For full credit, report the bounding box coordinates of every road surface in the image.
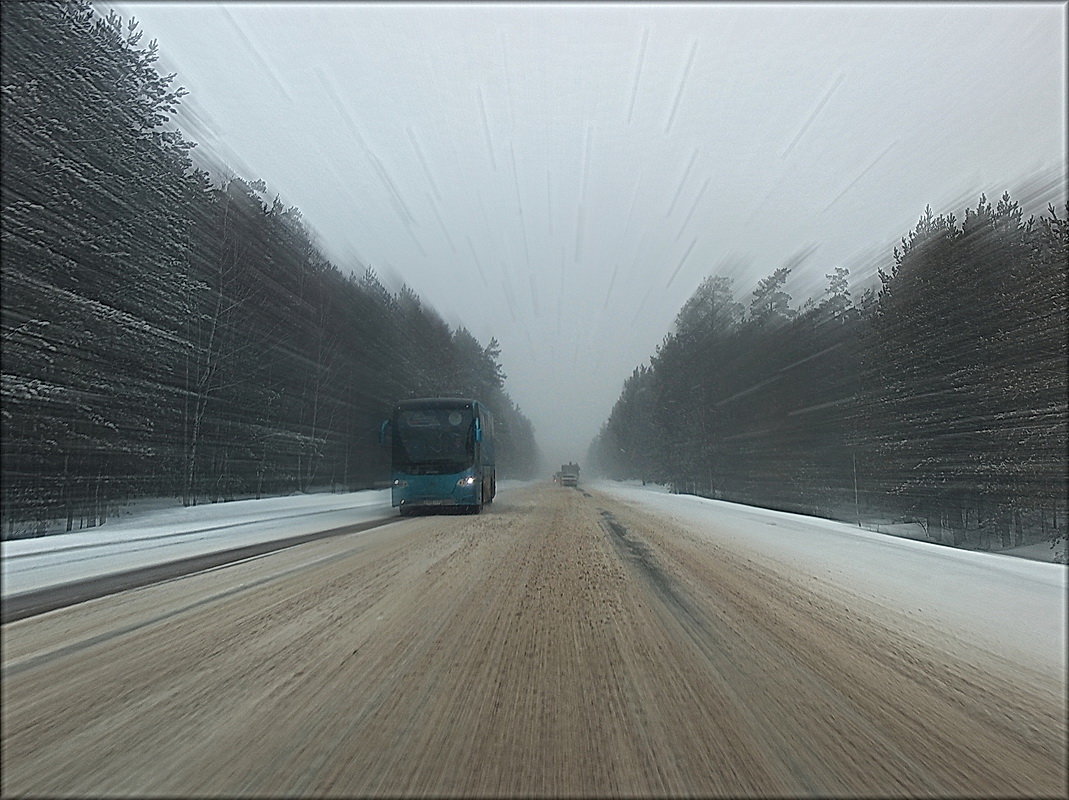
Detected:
[2,483,1065,797]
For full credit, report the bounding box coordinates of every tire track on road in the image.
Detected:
[594,489,1067,797]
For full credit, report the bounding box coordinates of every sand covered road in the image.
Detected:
[2,483,1065,797]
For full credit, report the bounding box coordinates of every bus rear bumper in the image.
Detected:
[392,477,481,510]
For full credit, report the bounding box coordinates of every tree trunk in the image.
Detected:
[64,455,74,533]
[90,468,102,528]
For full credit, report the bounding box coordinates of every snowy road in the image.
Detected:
[2,482,1065,796]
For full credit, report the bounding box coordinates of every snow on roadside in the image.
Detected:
[2,489,395,598]
[597,481,1067,676]
[1,482,531,599]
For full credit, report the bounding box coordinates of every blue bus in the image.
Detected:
[382,397,496,515]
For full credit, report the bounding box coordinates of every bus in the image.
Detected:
[382,397,496,515]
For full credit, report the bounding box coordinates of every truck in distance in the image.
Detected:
[560,462,580,487]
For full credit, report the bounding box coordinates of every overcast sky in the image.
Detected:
[109,1,1066,467]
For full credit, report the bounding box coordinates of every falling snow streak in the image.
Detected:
[509,142,524,218]
[557,245,566,335]
[607,203,645,310]
[407,128,442,202]
[622,172,643,237]
[675,176,711,242]
[519,212,533,276]
[363,142,417,226]
[428,195,457,254]
[629,281,657,328]
[519,207,533,268]
[477,87,498,171]
[627,28,650,125]
[529,273,540,317]
[781,73,846,159]
[624,231,661,326]
[546,168,553,236]
[501,31,516,132]
[318,68,417,227]
[606,228,650,310]
[665,237,698,289]
[822,140,899,212]
[666,148,699,217]
[574,206,585,264]
[402,221,428,257]
[602,245,641,314]
[744,179,784,227]
[572,315,598,370]
[604,263,621,311]
[614,165,649,261]
[500,271,519,323]
[579,126,593,205]
[220,8,293,105]
[575,127,593,263]
[501,145,531,277]
[779,342,846,379]
[781,243,820,273]
[589,305,629,380]
[317,69,416,228]
[475,192,495,247]
[714,374,786,408]
[665,40,698,134]
[465,235,488,285]
[317,68,360,139]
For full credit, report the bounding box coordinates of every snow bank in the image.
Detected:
[2,489,394,598]
[597,482,1067,675]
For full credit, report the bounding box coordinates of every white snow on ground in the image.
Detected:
[5,480,1064,677]
[598,481,1067,675]
[1,482,530,599]
[1,489,395,598]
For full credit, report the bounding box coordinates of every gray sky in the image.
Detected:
[109,1,1067,467]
